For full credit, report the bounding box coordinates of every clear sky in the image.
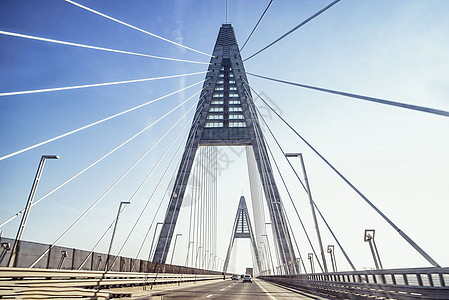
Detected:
[0,0,448,274]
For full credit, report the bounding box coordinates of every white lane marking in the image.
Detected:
[220,288,225,291]
[206,294,213,298]
[228,285,232,287]
[255,280,277,300]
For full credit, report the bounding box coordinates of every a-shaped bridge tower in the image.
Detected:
[222,196,262,274]
[152,24,297,273]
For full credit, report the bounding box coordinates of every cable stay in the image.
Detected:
[0,79,207,162]
[245,83,357,271]
[0,71,207,97]
[65,0,213,58]
[108,108,199,270]
[77,215,115,270]
[159,142,218,269]
[0,30,209,65]
[117,97,206,265]
[246,96,310,273]
[248,72,449,118]
[170,140,218,269]
[244,0,341,62]
[254,115,322,272]
[245,91,297,273]
[132,98,208,266]
[28,89,203,268]
[239,0,275,53]
[243,79,442,269]
[265,118,356,271]
[80,101,204,270]
[0,91,207,229]
[132,129,193,268]
[244,89,296,274]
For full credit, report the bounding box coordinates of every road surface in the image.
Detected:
[134,278,329,299]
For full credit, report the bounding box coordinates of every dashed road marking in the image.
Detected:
[220,288,225,291]
[206,294,213,298]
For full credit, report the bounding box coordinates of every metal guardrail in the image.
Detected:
[0,267,226,299]
[259,267,449,299]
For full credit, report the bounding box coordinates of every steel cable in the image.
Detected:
[28,90,203,268]
[247,72,449,118]
[244,80,441,268]
[0,79,207,161]
[0,30,209,65]
[0,71,206,97]
[65,0,213,58]
[239,0,275,53]
[244,0,341,61]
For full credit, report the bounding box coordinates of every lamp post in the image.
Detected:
[327,245,337,272]
[8,154,59,267]
[262,234,276,275]
[185,241,194,267]
[148,222,163,260]
[105,201,130,271]
[265,222,280,275]
[195,246,203,269]
[364,229,383,269]
[257,246,265,274]
[308,253,315,273]
[259,242,267,274]
[285,153,328,273]
[170,233,182,265]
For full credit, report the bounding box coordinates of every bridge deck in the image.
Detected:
[130,278,324,299]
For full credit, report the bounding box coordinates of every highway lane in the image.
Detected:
[136,278,329,299]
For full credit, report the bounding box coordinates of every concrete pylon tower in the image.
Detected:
[223,196,261,274]
[152,24,297,273]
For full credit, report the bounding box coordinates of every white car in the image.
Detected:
[242,274,252,283]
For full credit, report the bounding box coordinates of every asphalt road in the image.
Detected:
[138,278,329,299]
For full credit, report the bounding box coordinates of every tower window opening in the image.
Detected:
[205,121,224,128]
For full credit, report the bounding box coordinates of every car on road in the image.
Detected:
[242,274,252,283]
[231,275,238,280]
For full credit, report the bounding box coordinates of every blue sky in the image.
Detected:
[1,0,448,273]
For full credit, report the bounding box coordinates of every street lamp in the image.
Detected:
[148,222,164,260]
[364,229,383,269]
[259,242,268,273]
[8,154,59,267]
[308,253,315,273]
[170,233,182,265]
[262,234,276,275]
[185,241,194,266]
[105,201,130,271]
[285,152,328,273]
[195,246,203,269]
[327,245,337,272]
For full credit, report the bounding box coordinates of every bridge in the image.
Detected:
[1,0,448,299]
